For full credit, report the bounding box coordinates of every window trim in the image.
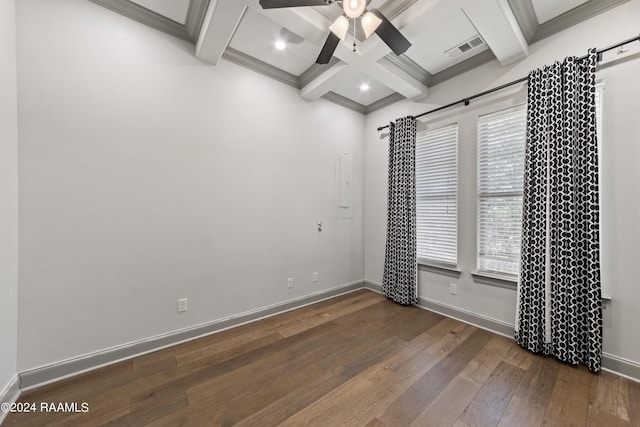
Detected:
[417,258,460,272]
[471,271,517,289]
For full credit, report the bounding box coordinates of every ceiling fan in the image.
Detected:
[258,0,411,64]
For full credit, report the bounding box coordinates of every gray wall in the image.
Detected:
[365,0,640,369]
[16,0,364,371]
[0,0,19,398]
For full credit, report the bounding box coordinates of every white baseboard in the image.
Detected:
[15,279,640,392]
[19,281,365,390]
[416,297,516,338]
[602,352,640,383]
[0,375,21,425]
[364,280,515,338]
[364,280,640,382]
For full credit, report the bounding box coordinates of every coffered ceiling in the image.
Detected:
[88,0,629,114]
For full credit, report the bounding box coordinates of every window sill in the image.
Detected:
[471,271,517,289]
[418,261,462,278]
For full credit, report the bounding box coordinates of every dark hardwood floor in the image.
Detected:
[4,289,639,426]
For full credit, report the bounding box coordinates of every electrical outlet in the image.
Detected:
[177,298,188,312]
[312,272,318,283]
[287,278,293,288]
[449,283,457,295]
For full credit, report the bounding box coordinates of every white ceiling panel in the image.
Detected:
[531,0,589,24]
[331,72,397,106]
[129,0,191,24]
[406,10,488,75]
[229,8,321,76]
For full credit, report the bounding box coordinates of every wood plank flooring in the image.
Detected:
[4,289,639,426]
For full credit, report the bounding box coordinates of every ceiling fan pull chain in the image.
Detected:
[352,17,357,52]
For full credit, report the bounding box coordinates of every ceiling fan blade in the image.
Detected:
[259,0,329,9]
[371,9,411,56]
[316,32,340,64]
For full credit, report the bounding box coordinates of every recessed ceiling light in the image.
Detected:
[360,83,370,91]
[275,40,286,50]
[280,27,303,45]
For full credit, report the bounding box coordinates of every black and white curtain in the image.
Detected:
[516,48,602,372]
[383,116,418,305]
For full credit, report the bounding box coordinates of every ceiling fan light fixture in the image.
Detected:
[343,0,365,19]
[361,11,382,38]
[329,15,349,41]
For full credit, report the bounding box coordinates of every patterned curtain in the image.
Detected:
[383,116,418,305]
[515,49,602,372]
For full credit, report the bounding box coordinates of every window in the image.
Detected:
[477,105,526,278]
[416,123,458,267]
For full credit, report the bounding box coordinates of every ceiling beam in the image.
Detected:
[300,22,428,101]
[462,0,528,65]
[186,0,212,42]
[196,0,248,65]
[371,58,429,100]
[507,0,537,42]
[300,62,359,100]
[299,0,462,101]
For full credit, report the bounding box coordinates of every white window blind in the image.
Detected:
[477,105,526,277]
[416,123,458,267]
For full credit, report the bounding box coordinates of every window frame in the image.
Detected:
[415,122,459,270]
[475,104,527,281]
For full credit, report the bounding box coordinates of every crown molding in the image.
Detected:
[222,48,300,89]
[429,49,496,87]
[221,49,369,114]
[381,54,433,87]
[89,0,190,41]
[379,0,420,21]
[299,58,341,88]
[321,92,367,114]
[88,0,210,43]
[365,93,405,114]
[530,0,630,44]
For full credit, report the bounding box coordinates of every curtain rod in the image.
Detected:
[377,33,640,132]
